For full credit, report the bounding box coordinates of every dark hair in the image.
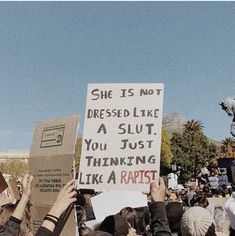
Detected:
[190,192,209,208]
[119,207,139,233]
[99,216,115,235]
[99,214,129,236]
[76,193,86,207]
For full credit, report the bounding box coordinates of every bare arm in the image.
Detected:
[11,174,33,221]
[38,179,77,233]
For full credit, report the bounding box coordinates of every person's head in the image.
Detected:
[181,206,216,236]
[99,214,129,236]
[195,196,209,208]
[166,202,184,233]
[119,207,138,233]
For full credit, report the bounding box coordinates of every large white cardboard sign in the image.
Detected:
[78,83,164,191]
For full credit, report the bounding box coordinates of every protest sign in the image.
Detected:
[91,190,147,222]
[29,115,79,236]
[78,83,164,191]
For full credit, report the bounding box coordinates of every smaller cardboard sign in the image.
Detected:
[29,115,79,236]
[0,172,8,194]
[79,83,164,192]
[91,190,147,222]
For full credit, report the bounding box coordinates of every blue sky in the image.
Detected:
[0,2,235,151]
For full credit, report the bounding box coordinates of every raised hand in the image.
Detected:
[150,177,166,202]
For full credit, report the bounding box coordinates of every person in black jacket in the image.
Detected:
[149,177,172,236]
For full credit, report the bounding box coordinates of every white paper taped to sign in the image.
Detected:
[91,190,147,222]
[78,83,164,191]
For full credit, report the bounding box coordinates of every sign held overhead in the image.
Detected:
[79,83,164,192]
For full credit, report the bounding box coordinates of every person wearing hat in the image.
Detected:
[181,206,216,236]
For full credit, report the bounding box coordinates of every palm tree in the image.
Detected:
[220,137,235,158]
[183,119,204,135]
[183,120,204,178]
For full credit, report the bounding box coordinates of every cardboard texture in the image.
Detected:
[31,205,49,234]
[0,172,8,194]
[29,115,79,236]
[79,83,164,191]
[30,115,79,157]
[29,155,74,206]
[32,205,76,236]
[54,204,76,235]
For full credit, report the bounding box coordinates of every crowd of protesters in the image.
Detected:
[196,160,232,198]
[1,168,235,236]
